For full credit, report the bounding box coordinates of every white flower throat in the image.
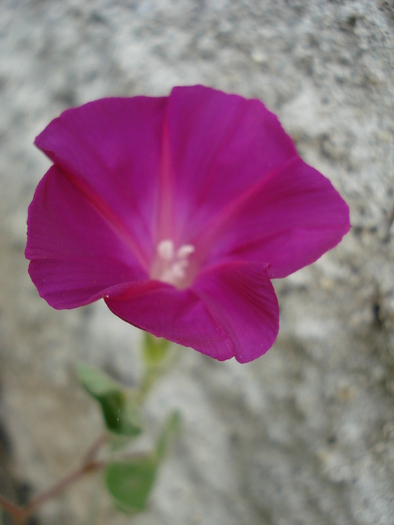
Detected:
[154,239,195,287]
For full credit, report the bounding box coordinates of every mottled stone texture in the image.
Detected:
[0,1,393,524]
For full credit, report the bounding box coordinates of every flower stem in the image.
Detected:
[0,432,108,525]
[0,495,25,522]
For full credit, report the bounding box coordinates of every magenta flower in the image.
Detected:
[26,85,349,363]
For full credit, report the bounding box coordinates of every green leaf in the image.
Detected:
[77,364,142,437]
[77,363,123,397]
[105,411,181,513]
[105,456,158,513]
[142,333,171,366]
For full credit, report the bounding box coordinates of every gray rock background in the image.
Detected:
[0,0,393,524]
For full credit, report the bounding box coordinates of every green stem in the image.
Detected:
[138,341,180,405]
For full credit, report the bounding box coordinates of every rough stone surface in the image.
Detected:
[0,1,393,524]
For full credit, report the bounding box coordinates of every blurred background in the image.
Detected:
[0,1,393,524]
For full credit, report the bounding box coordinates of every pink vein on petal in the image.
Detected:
[188,160,292,273]
[61,167,151,273]
[193,99,250,209]
[155,101,175,243]
[47,115,153,272]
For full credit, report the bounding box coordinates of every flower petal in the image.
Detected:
[193,262,279,363]
[200,157,350,278]
[35,96,167,267]
[105,262,279,363]
[105,280,233,361]
[26,165,146,309]
[165,85,297,242]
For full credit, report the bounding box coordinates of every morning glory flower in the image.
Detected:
[26,85,350,363]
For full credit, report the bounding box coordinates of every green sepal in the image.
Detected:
[143,333,171,366]
[77,364,142,437]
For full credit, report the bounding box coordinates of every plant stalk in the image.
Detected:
[0,432,108,525]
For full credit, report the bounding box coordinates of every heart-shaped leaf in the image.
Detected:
[77,364,142,437]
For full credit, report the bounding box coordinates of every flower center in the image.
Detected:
[153,239,195,287]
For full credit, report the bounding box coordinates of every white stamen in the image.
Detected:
[177,244,195,258]
[155,239,196,287]
[170,261,187,279]
[157,239,174,260]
